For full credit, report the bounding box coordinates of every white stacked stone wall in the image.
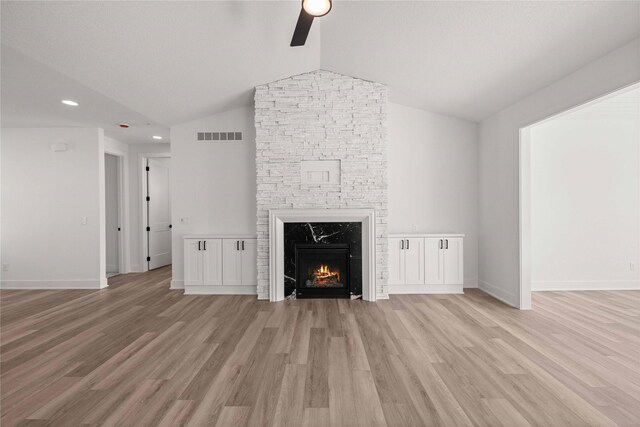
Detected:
[255,70,388,299]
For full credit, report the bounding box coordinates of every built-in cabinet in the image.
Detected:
[389,234,464,294]
[183,234,257,294]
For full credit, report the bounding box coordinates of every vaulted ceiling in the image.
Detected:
[2,1,639,143]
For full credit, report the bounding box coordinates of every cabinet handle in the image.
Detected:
[237,240,239,251]
[203,241,207,251]
[242,240,245,251]
[406,239,409,250]
[401,240,404,250]
[198,241,201,251]
[445,239,449,249]
[440,239,443,249]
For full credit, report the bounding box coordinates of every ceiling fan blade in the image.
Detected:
[290,8,314,47]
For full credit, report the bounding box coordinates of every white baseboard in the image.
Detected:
[184,285,257,295]
[376,293,390,300]
[478,279,518,308]
[533,280,640,291]
[389,284,464,295]
[170,280,184,290]
[0,280,105,290]
[464,278,478,288]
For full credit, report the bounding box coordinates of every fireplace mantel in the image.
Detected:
[268,209,377,302]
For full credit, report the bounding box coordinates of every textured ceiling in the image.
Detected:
[2,1,639,143]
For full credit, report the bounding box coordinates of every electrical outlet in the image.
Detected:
[1,264,8,272]
[81,216,88,225]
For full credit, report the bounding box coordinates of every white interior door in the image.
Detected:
[105,154,120,274]
[147,157,172,270]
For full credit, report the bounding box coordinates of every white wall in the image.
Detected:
[478,38,640,307]
[170,106,256,288]
[388,103,479,287]
[1,127,107,288]
[530,88,639,290]
[105,153,119,273]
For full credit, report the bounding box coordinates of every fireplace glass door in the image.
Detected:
[295,244,350,298]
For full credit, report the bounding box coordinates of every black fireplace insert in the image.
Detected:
[295,243,350,299]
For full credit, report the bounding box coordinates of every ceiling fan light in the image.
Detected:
[302,0,332,17]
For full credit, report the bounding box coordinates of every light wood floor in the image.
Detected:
[1,267,639,426]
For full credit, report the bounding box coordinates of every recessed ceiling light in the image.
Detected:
[61,99,79,106]
[152,136,163,140]
[119,123,130,128]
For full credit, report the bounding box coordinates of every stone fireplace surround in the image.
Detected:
[269,209,377,301]
[255,70,388,301]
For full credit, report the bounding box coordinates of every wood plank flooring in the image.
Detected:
[1,266,639,426]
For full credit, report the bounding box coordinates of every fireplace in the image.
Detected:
[295,244,350,299]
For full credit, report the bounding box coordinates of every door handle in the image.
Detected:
[242,240,245,251]
[440,239,443,249]
[198,241,201,251]
[237,240,239,251]
[401,240,404,250]
[406,239,409,250]
[203,241,207,251]
[445,239,449,249]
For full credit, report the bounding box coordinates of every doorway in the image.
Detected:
[143,156,172,270]
[519,83,640,308]
[104,153,125,277]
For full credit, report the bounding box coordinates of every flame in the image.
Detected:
[313,264,340,282]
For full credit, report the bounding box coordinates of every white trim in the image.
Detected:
[533,280,640,291]
[104,146,130,275]
[389,284,463,294]
[185,285,257,295]
[170,280,184,289]
[478,280,518,308]
[518,127,532,310]
[268,208,377,302]
[1,280,107,290]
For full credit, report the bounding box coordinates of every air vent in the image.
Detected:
[196,131,243,142]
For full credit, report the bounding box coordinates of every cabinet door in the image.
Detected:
[388,238,405,285]
[222,239,242,286]
[202,239,223,286]
[443,238,463,285]
[404,238,425,285]
[240,239,257,286]
[425,238,444,285]
[184,240,203,286]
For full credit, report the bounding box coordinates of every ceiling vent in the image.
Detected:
[196,131,243,142]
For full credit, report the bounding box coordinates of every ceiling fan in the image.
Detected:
[291,0,332,46]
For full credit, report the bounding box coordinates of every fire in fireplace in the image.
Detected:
[295,243,350,298]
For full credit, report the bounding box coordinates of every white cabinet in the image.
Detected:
[443,237,463,285]
[183,234,257,294]
[389,234,464,294]
[184,239,222,287]
[389,238,425,285]
[222,238,257,286]
[424,237,463,285]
